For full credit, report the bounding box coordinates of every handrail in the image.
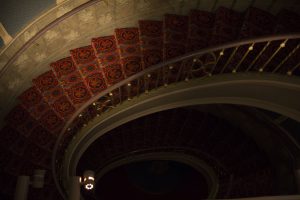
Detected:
[52,33,300,199]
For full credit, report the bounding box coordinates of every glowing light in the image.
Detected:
[147,74,151,78]
[280,43,285,48]
[169,65,173,70]
[127,83,131,87]
[85,183,94,190]
[219,51,224,56]
[109,92,113,96]
[248,46,253,51]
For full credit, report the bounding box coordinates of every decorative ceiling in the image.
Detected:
[0,0,300,199]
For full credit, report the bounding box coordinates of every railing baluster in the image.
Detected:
[220,46,239,73]
[108,92,114,106]
[272,44,300,73]
[175,60,185,82]
[165,65,173,86]
[127,83,131,100]
[190,57,200,79]
[109,92,115,107]
[155,68,161,89]
[210,49,224,75]
[118,87,122,103]
[136,77,141,97]
[289,62,300,75]
[234,43,254,72]
[260,39,288,72]
[144,74,150,93]
[184,60,193,81]
[246,41,271,72]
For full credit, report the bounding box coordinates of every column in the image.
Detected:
[14,176,30,200]
[68,176,81,200]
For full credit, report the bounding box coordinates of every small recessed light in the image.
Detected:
[85,183,94,190]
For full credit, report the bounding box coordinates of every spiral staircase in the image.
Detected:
[0,1,300,199]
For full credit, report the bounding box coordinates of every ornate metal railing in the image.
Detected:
[52,33,300,198]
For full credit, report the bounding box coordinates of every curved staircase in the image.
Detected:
[0,6,300,199]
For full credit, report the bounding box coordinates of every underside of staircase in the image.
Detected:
[0,6,300,199]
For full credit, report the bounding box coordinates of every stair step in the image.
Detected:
[70,45,108,95]
[139,20,163,68]
[275,9,300,33]
[210,6,242,45]
[92,35,125,85]
[19,86,50,120]
[187,9,215,52]
[115,27,143,77]
[164,14,189,60]
[33,71,71,130]
[51,57,92,106]
[239,7,275,39]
